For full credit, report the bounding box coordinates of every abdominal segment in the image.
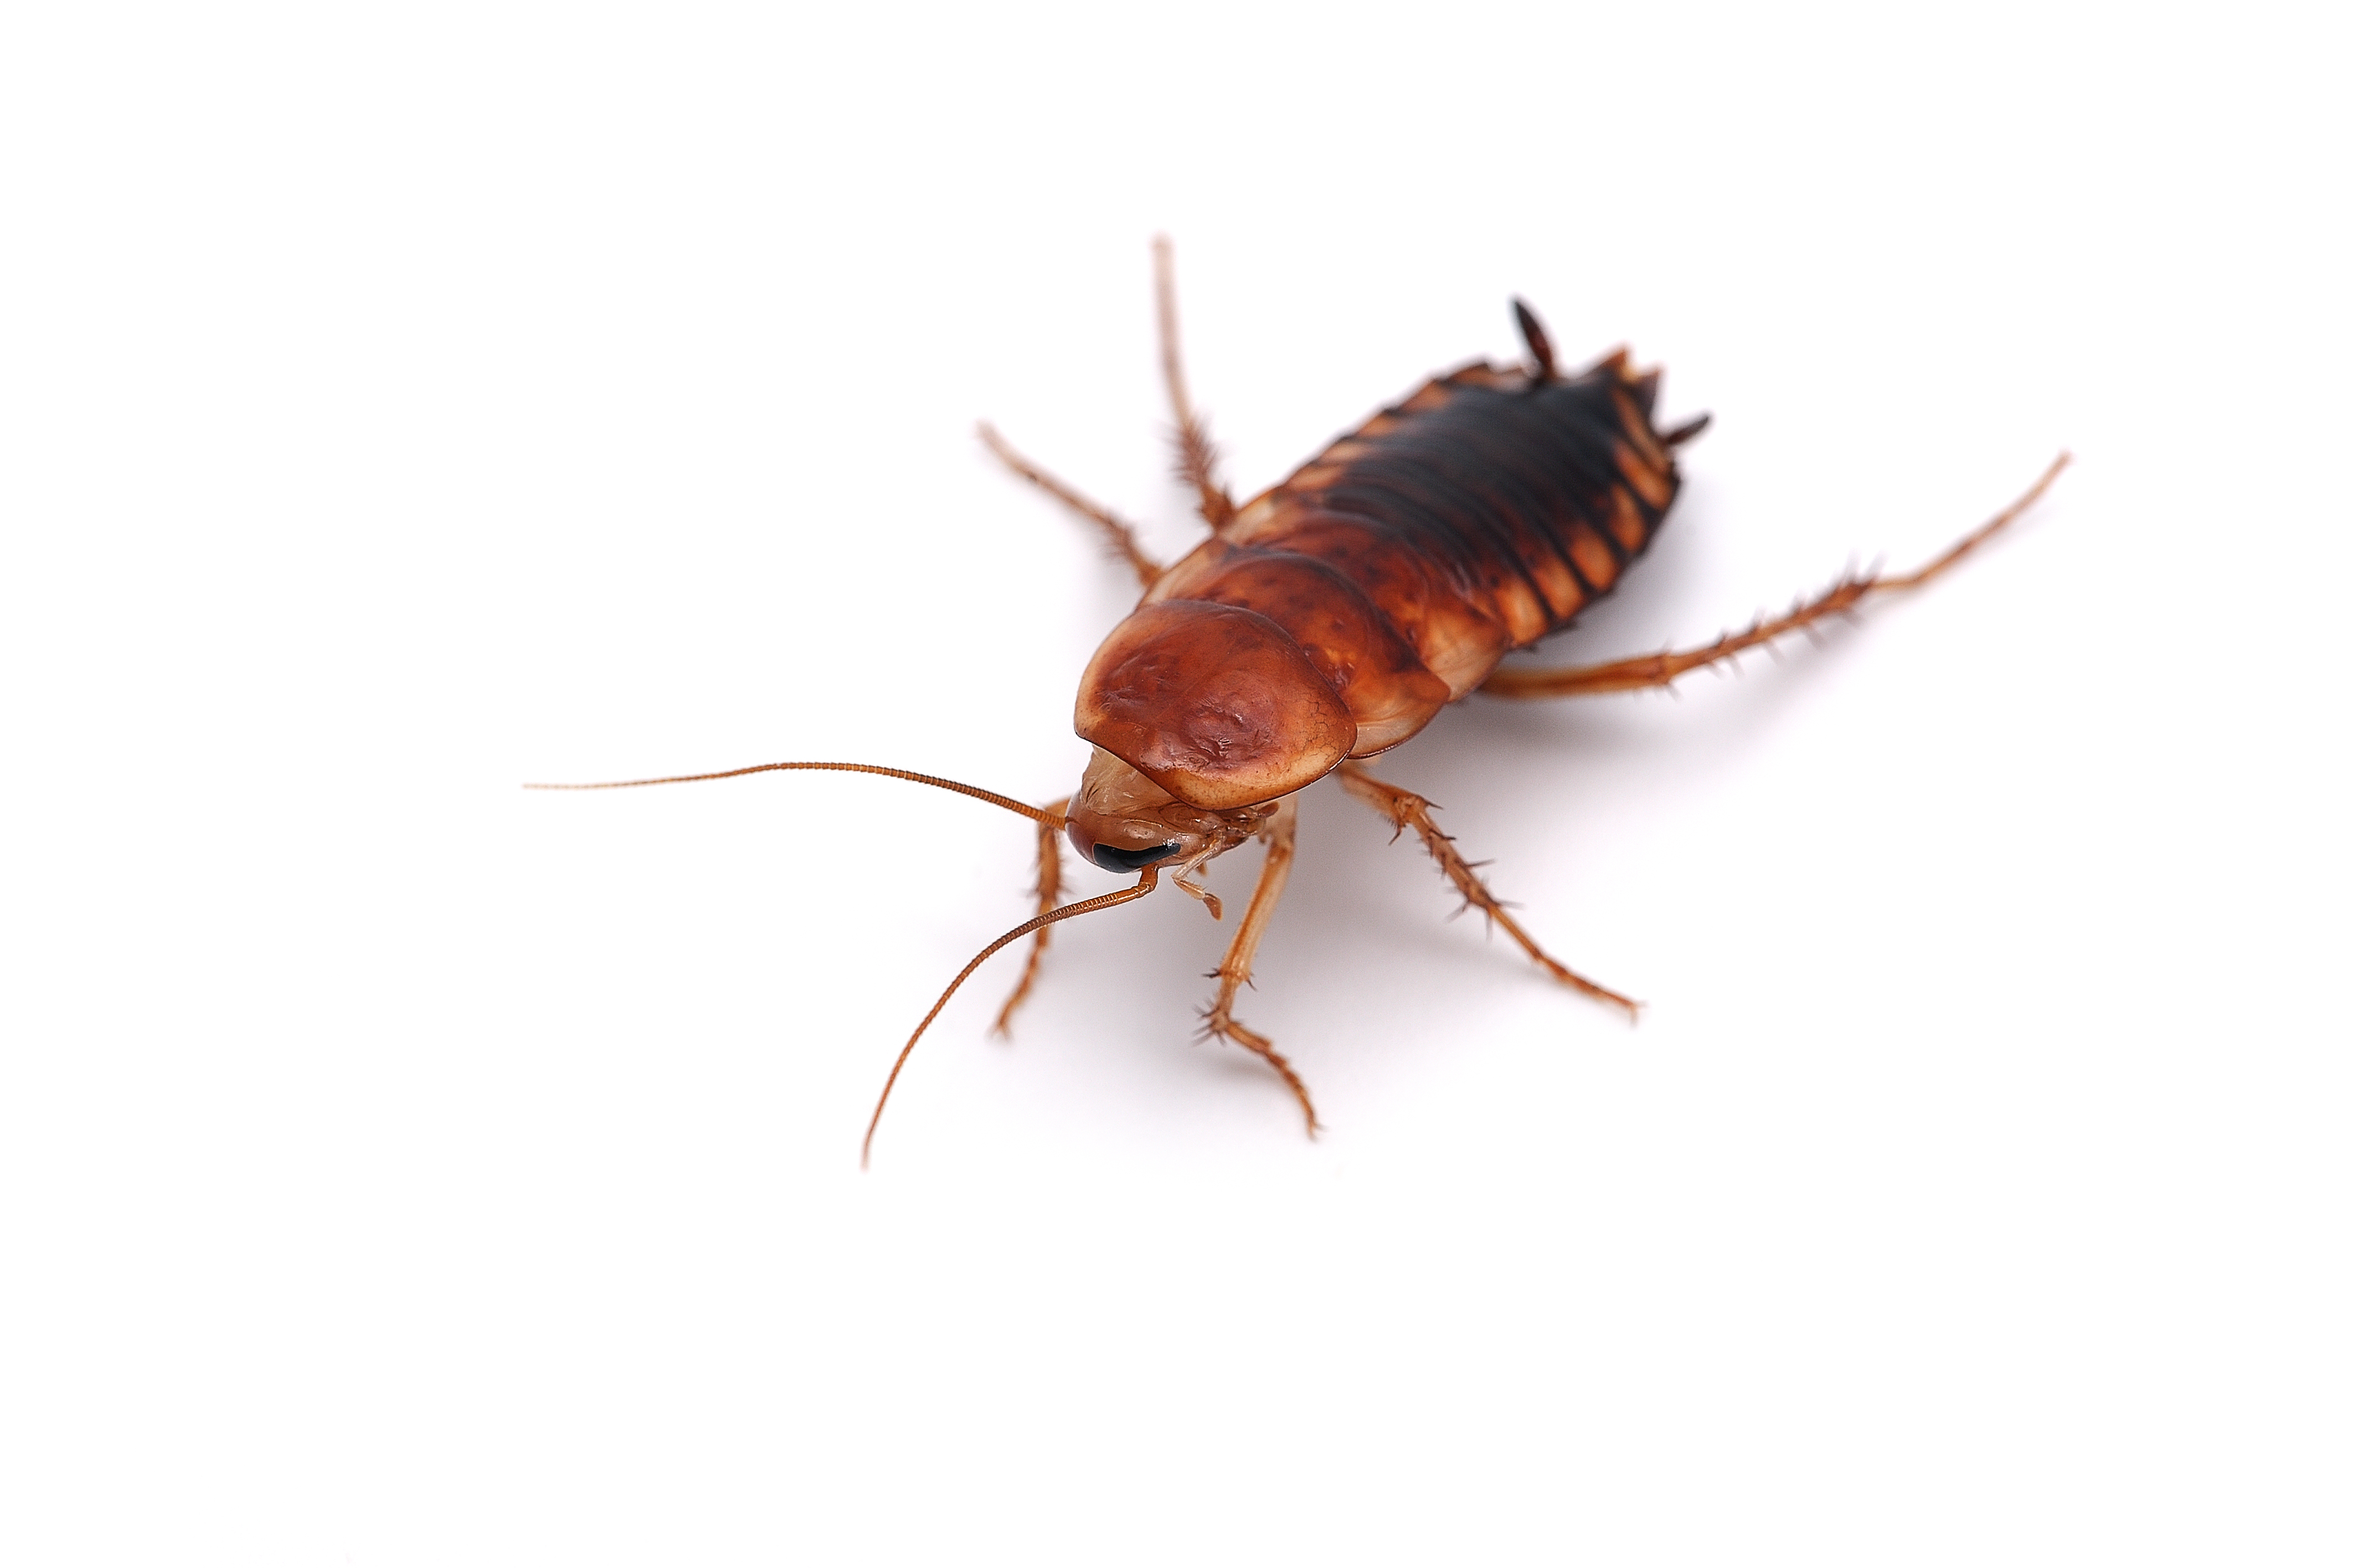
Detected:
[1159,351,1687,757]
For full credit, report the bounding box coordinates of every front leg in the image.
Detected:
[991,797,1071,1038]
[1198,795,1319,1135]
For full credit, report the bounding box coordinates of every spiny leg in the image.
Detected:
[1480,452,2070,699]
[977,422,1163,591]
[1198,795,1319,1134]
[1336,761,1638,1018]
[991,797,1071,1038]
[1152,235,1237,533]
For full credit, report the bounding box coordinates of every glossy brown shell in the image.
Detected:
[1077,349,1686,809]
[1073,600,1355,809]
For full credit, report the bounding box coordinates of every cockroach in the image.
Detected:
[532,239,2067,1164]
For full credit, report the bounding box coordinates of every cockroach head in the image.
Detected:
[1064,598,1345,873]
[1063,746,1273,874]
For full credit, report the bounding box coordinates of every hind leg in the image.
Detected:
[1336,762,1638,1018]
[1481,455,2068,698]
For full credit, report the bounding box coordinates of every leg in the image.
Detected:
[1198,796,1320,1134]
[977,422,1163,591]
[1481,453,2070,699]
[991,797,1071,1037]
[1336,761,1638,1018]
[1152,235,1237,532]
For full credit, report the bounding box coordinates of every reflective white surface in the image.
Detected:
[4,4,2349,1562]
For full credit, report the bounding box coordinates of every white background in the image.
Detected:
[4,3,2350,1562]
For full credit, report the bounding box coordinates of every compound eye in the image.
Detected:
[1092,842,1180,873]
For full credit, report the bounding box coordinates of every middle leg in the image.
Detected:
[1336,761,1638,1018]
[1152,235,1237,533]
[976,422,1164,590]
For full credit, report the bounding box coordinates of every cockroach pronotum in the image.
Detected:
[533,239,2067,1164]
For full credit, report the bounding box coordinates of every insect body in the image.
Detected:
[534,240,2066,1163]
[1069,343,1692,833]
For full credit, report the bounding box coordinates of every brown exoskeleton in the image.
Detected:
[533,240,2067,1163]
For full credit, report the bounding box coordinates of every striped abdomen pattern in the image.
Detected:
[1074,351,1689,810]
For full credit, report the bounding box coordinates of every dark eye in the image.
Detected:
[1092,842,1180,873]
